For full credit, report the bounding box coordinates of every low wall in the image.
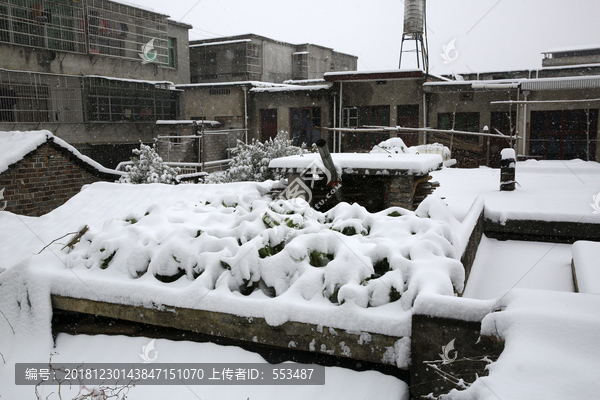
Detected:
[51,295,405,369]
[484,218,600,243]
[410,314,504,399]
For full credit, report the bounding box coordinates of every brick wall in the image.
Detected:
[0,142,119,216]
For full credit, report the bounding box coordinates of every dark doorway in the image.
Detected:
[260,109,278,142]
[290,107,321,147]
[530,109,598,161]
[397,104,419,147]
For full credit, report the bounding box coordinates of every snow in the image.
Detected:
[282,79,326,85]
[156,120,221,126]
[189,39,253,48]
[3,156,600,399]
[431,159,600,223]
[176,81,284,88]
[0,130,123,176]
[324,69,423,77]
[450,289,600,400]
[571,241,600,294]
[0,266,406,399]
[500,148,515,160]
[84,75,173,86]
[269,153,442,175]
[463,236,574,300]
[250,84,331,93]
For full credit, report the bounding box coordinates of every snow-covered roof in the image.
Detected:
[189,39,252,48]
[269,153,442,175]
[324,69,424,82]
[250,84,331,93]
[424,74,600,91]
[176,81,282,89]
[0,131,123,176]
[84,75,174,86]
[282,78,326,85]
[156,120,220,126]
[520,75,600,90]
[542,44,600,54]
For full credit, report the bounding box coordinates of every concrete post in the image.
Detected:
[500,148,516,191]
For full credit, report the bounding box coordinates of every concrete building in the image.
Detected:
[0,0,192,167]
[188,34,357,84]
[323,70,430,151]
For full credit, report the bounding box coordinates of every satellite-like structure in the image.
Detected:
[399,0,429,73]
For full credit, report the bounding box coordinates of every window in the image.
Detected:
[84,77,177,122]
[438,112,480,143]
[290,107,320,147]
[342,108,358,128]
[86,0,169,63]
[0,0,87,53]
[209,88,231,96]
[344,105,391,150]
[0,83,50,123]
[168,37,176,68]
[292,53,309,80]
[358,105,390,127]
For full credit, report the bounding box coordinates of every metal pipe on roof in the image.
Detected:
[315,139,343,203]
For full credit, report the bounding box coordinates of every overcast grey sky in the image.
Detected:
[139,0,600,75]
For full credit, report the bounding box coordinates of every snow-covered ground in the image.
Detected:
[431,159,600,222]
[18,333,407,400]
[1,158,600,399]
[463,236,574,299]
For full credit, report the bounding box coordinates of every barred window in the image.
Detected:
[84,77,177,122]
[0,0,87,53]
[0,83,49,122]
[0,0,169,63]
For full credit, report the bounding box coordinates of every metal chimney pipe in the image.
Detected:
[315,139,343,203]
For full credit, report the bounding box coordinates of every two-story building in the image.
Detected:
[0,0,191,167]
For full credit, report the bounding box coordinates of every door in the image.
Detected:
[260,109,278,142]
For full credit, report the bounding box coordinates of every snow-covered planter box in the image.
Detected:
[269,153,443,211]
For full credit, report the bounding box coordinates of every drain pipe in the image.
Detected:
[315,139,343,203]
[521,90,529,156]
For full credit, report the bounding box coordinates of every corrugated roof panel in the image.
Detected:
[521,77,600,90]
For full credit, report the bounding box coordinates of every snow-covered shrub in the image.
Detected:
[119,143,180,184]
[206,133,308,183]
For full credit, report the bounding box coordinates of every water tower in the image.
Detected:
[399,0,429,73]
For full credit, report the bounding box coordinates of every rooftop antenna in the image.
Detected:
[399,0,429,74]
